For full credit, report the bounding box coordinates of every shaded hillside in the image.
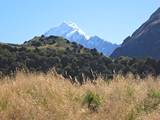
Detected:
[111,8,160,59]
[1,35,160,83]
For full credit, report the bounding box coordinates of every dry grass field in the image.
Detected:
[0,72,160,120]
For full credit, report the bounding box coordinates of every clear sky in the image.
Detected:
[0,0,160,44]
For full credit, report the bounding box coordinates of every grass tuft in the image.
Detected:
[83,90,102,112]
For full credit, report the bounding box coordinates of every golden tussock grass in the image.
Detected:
[0,72,160,120]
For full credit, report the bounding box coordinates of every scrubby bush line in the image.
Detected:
[1,36,160,83]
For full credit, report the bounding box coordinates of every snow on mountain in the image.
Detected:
[87,36,119,55]
[45,22,89,39]
[44,22,119,56]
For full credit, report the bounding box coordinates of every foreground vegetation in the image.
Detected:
[0,72,160,120]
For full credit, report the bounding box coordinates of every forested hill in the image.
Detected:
[1,35,160,83]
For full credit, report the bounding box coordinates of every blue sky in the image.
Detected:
[0,0,160,44]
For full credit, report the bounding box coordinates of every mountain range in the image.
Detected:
[44,22,119,56]
[111,8,160,59]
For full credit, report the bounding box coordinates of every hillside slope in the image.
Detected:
[111,8,160,59]
[0,35,113,82]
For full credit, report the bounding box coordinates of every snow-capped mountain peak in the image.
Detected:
[62,21,79,30]
[44,21,119,56]
[45,21,90,40]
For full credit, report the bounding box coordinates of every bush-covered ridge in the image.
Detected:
[1,35,160,83]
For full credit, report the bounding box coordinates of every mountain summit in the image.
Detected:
[45,22,119,56]
[111,8,160,59]
[45,22,90,41]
